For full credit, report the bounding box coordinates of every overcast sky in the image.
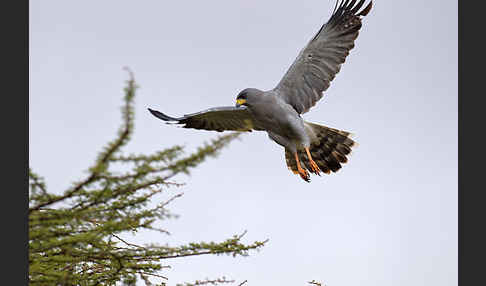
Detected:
[30,0,457,285]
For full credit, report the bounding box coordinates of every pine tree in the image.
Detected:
[29,69,267,286]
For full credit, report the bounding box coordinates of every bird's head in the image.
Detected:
[235,88,262,107]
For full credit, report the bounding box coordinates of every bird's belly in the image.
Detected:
[253,108,303,139]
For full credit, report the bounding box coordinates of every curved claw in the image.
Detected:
[298,168,311,182]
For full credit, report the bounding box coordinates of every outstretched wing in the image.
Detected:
[148,106,265,132]
[275,0,372,114]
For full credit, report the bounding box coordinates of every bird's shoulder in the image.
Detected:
[264,89,302,115]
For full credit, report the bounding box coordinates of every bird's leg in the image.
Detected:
[294,152,310,182]
[305,147,321,175]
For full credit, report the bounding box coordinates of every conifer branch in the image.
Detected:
[29,71,137,213]
[29,70,263,286]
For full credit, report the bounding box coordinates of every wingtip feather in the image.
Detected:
[357,1,372,16]
[147,107,181,122]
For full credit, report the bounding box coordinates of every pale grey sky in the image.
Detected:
[29,0,457,285]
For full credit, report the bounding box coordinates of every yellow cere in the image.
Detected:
[236,99,247,105]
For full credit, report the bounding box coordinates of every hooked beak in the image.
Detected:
[235,98,246,107]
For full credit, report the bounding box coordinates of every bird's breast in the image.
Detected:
[250,101,303,138]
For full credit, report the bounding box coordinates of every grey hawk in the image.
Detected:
[149,0,372,182]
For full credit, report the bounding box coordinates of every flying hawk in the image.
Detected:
[149,0,372,182]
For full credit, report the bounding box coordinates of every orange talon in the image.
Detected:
[305,147,321,176]
[294,152,310,182]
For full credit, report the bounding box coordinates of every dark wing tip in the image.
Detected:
[327,0,372,27]
[357,1,372,16]
[147,107,181,122]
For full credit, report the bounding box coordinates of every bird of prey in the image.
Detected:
[149,0,372,182]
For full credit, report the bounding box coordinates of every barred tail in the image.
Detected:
[285,122,357,175]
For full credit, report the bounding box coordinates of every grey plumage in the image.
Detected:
[148,0,372,182]
[276,0,372,114]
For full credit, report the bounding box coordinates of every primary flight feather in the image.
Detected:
[149,0,372,182]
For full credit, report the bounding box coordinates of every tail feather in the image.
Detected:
[332,150,348,163]
[285,122,356,177]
